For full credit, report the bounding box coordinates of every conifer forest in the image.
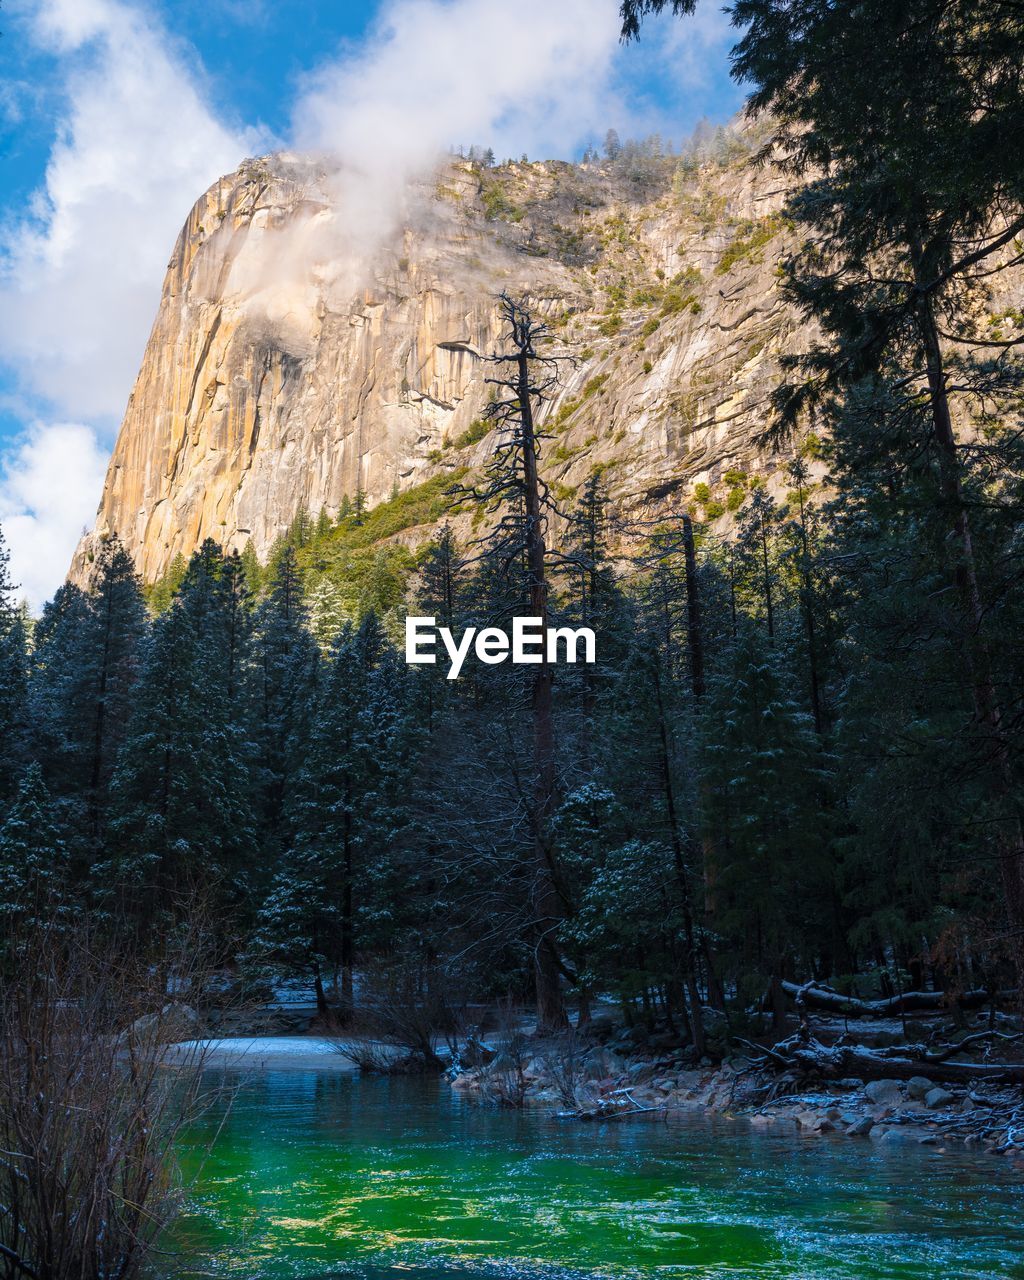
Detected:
[3,3,1024,1279]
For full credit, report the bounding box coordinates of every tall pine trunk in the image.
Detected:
[515,328,567,1033]
[914,269,1024,1002]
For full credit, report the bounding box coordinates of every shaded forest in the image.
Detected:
[3,0,1024,1057]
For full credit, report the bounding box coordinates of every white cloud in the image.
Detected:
[0,0,264,421]
[290,0,628,256]
[0,0,268,605]
[0,0,733,608]
[0,423,109,612]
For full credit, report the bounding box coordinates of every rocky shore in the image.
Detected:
[451,1034,1024,1158]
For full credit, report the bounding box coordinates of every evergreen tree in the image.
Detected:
[451,294,569,1029]
[701,625,832,1021]
[620,0,1024,998]
[251,546,320,862]
[0,525,29,802]
[256,616,413,1015]
[107,542,257,928]
[0,764,68,938]
[28,540,146,863]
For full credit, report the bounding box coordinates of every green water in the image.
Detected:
[164,1070,1024,1280]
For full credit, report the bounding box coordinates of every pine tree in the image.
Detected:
[0,524,29,802]
[701,624,832,1022]
[451,294,568,1029]
[251,546,320,862]
[257,616,413,1015]
[620,0,1024,1000]
[0,764,68,937]
[107,541,257,928]
[28,540,147,864]
[307,575,348,648]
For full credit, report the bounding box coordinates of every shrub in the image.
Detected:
[715,214,784,275]
[452,419,490,449]
[0,916,225,1280]
[660,288,701,317]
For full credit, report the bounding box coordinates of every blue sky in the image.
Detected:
[0,0,741,607]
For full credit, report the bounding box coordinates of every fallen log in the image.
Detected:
[743,1028,1024,1086]
[781,980,990,1018]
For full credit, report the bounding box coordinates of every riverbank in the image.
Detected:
[452,1046,1024,1156]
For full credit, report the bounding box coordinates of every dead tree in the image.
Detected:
[451,293,568,1031]
[781,979,992,1017]
[740,1024,1024,1087]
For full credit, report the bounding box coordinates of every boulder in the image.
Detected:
[585,1015,616,1040]
[460,1035,496,1068]
[846,1115,875,1136]
[878,1128,919,1146]
[131,1001,200,1042]
[925,1087,956,1110]
[864,1079,903,1106]
[648,1031,685,1052]
[906,1076,933,1101]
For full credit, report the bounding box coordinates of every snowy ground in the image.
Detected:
[165,1036,359,1072]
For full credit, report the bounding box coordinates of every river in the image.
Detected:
[162,1069,1024,1279]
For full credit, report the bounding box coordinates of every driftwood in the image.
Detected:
[739,1027,1024,1086]
[572,1087,661,1121]
[781,980,990,1018]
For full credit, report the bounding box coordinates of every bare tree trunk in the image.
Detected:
[682,515,726,1012]
[912,266,1024,1005]
[341,800,354,1014]
[681,514,704,699]
[651,659,707,1057]
[514,312,567,1033]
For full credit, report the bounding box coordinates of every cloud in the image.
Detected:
[0,423,109,611]
[0,0,268,605]
[0,0,735,608]
[0,0,265,421]
[289,0,627,258]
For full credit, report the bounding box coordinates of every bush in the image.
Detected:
[715,214,784,276]
[452,419,491,450]
[0,917,224,1280]
[328,961,465,1075]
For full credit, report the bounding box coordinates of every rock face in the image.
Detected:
[72,146,812,584]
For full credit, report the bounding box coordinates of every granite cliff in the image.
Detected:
[71,138,813,584]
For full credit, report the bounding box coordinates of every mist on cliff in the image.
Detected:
[0,0,731,607]
[221,0,654,320]
[294,0,621,240]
